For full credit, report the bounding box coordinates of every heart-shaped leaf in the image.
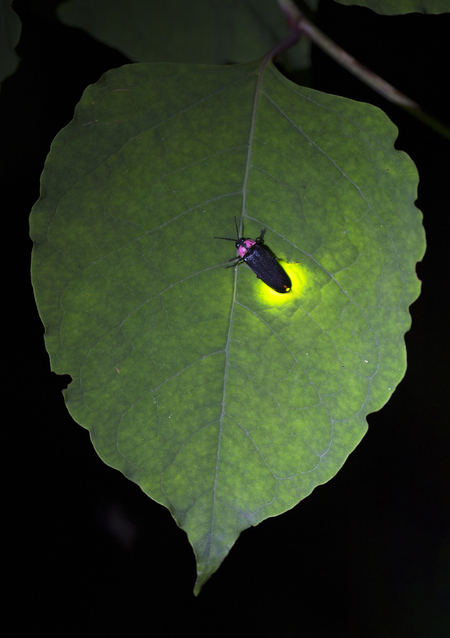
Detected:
[30,61,424,593]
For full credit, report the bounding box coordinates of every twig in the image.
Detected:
[296,12,418,108]
[276,0,450,139]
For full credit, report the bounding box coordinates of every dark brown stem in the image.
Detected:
[296,12,418,108]
[275,0,450,140]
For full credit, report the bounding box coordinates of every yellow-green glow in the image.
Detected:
[256,262,308,305]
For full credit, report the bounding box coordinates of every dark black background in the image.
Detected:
[4,0,448,635]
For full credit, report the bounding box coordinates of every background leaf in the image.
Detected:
[334,0,450,14]
[57,0,318,68]
[30,61,424,592]
[0,0,21,88]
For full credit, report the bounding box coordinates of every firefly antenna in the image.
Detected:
[215,216,243,242]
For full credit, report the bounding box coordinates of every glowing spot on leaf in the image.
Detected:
[256,262,308,305]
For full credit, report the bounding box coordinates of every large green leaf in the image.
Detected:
[334,0,450,14]
[30,61,424,593]
[57,0,317,68]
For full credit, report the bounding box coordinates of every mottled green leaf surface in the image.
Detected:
[335,0,450,14]
[30,61,424,593]
[58,0,317,68]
